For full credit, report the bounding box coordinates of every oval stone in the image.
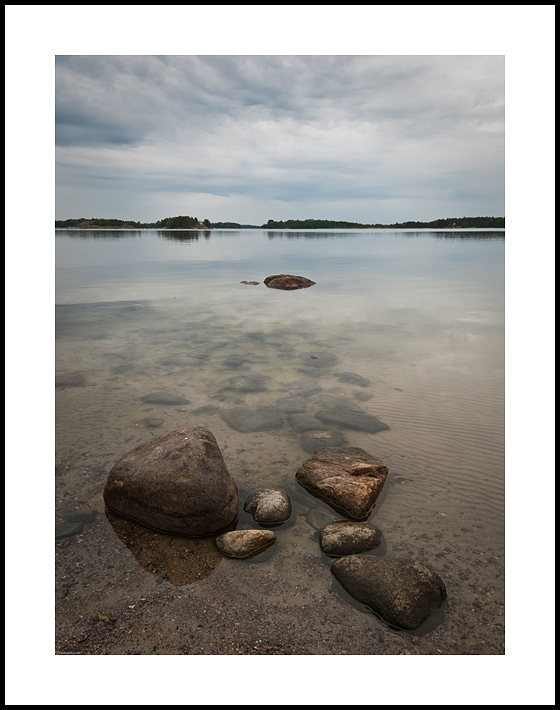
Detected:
[215,530,276,559]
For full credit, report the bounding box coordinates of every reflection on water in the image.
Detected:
[55,229,505,654]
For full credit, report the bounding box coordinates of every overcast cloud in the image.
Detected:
[55,55,504,224]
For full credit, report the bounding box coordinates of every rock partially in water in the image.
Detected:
[287,413,326,433]
[55,373,85,387]
[300,429,346,453]
[320,521,383,557]
[215,530,276,559]
[223,374,270,392]
[219,407,284,432]
[298,352,339,368]
[315,408,389,434]
[140,392,190,405]
[103,426,238,537]
[244,489,292,524]
[240,281,260,286]
[264,274,316,290]
[331,556,447,630]
[276,395,308,413]
[296,446,389,520]
[338,371,371,387]
[55,522,84,539]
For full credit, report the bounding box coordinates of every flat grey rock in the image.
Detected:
[298,352,339,368]
[311,394,364,412]
[65,509,97,523]
[56,522,84,539]
[315,409,389,434]
[56,373,85,387]
[223,375,270,392]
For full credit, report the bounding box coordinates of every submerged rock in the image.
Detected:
[244,489,292,524]
[140,392,190,405]
[311,394,364,412]
[103,427,238,537]
[287,413,326,433]
[55,522,84,539]
[296,446,389,520]
[305,507,339,531]
[219,407,284,433]
[264,274,316,290]
[223,374,270,392]
[320,521,383,557]
[138,417,164,428]
[65,508,97,523]
[354,391,373,402]
[338,371,371,387]
[315,408,389,434]
[284,379,322,398]
[276,395,308,413]
[298,352,339,368]
[331,556,447,630]
[55,373,85,387]
[300,429,346,453]
[215,530,276,559]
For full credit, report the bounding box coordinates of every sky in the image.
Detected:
[55,55,505,225]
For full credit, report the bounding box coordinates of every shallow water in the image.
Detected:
[55,228,505,654]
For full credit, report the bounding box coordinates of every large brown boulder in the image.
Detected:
[103,427,238,537]
[264,274,316,290]
[331,556,447,630]
[296,446,388,519]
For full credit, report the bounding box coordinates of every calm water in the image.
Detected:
[55,228,505,655]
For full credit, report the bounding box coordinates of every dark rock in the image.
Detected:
[56,522,84,539]
[55,373,85,387]
[140,392,190,405]
[219,407,284,433]
[240,281,260,285]
[298,352,339,368]
[331,556,447,630]
[287,413,326,433]
[223,374,270,392]
[215,530,276,559]
[315,409,389,434]
[139,417,164,428]
[300,429,346,453]
[264,274,316,290]
[193,405,220,415]
[320,521,383,557]
[338,371,371,387]
[65,509,97,523]
[103,426,238,537]
[244,489,292,524]
[296,447,389,520]
[276,396,308,413]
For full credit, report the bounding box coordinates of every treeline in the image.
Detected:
[154,215,210,229]
[261,217,504,229]
[55,218,144,228]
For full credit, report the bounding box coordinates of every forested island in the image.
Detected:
[55,215,505,229]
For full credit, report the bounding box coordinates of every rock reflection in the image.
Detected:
[105,509,224,586]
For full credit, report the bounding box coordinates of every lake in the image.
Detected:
[55,228,505,655]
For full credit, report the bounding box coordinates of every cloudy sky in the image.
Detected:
[55,55,504,225]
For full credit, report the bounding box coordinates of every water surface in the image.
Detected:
[55,229,505,655]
